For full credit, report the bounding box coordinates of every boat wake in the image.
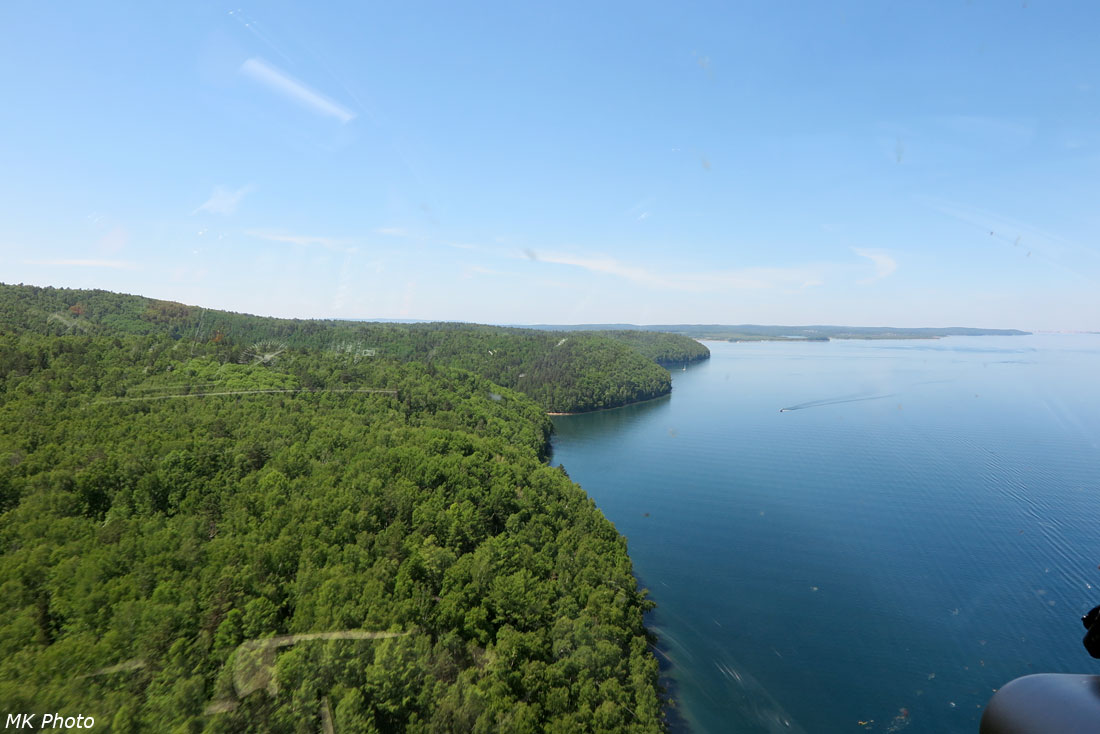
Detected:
[780,392,895,412]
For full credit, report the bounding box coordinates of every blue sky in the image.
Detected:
[2,1,1098,329]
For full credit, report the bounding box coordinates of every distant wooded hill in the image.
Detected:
[0,283,708,414]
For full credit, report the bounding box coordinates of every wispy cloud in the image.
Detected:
[534,251,825,292]
[194,185,253,216]
[535,253,663,285]
[442,241,489,252]
[624,196,655,219]
[240,58,355,124]
[376,226,410,237]
[461,265,510,278]
[246,229,356,252]
[22,258,138,270]
[852,248,897,283]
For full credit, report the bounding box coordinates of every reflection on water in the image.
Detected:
[552,335,1100,733]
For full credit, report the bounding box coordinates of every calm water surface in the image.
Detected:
[550,335,1100,733]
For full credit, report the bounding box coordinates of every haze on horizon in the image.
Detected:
[2,2,1099,332]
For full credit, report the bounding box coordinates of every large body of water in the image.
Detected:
[550,335,1100,733]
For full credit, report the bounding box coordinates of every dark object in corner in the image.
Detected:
[1083,604,1100,659]
[979,605,1100,733]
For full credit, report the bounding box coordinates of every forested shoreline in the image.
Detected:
[0,284,708,731]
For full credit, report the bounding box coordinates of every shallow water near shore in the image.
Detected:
[550,335,1100,733]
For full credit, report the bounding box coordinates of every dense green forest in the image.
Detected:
[0,284,708,413]
[588,331,709,366]
[0,320,667,731]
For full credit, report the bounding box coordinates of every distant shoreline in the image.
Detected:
[703,334,1031,343]
[518,324,1030,341]
[718,335,938,343]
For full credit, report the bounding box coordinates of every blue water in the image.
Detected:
[550,335,1100,733]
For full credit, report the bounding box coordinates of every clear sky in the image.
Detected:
[1,1,1098,330]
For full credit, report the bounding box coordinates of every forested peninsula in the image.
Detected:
[0,285,708,414]
[0,283,708,732]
